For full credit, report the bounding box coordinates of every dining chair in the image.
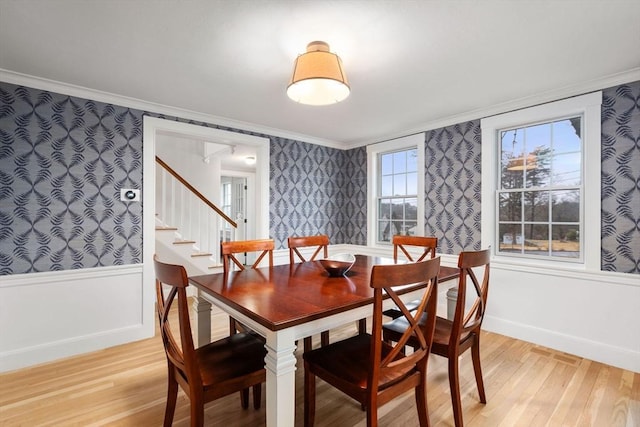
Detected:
[382,248,491,427]
[383,235,438,319]
[221,238,274,276]
[287,234,331,351]
[153,255,266,427]
[221,238,275,335]
[303,257,441,427]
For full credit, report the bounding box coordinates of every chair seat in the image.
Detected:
[303,333,415,393]
[197,332,267,387]
[384,313,460,348]
[382,299,421,319]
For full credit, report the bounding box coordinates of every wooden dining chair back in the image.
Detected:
[383,235,438,319]
[303,257,441,427]
[154,255,266,427]
[221,239,275,335]
[383,248,491,427]
[393,235,438,263]
[288,234,329,264]
[221,238,274,276]
[287,234,331,351]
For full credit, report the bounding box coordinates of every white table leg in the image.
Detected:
[265,329,297,427]
[192,291,212,347]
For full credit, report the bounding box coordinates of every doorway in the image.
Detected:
[142,117,270,298]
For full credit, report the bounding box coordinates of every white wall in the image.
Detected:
[156,134,222,205]
[0,265,150,372]
[338,244,640,373]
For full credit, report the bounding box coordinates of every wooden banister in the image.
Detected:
[156,156,237,229]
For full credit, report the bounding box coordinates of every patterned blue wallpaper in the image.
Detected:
[342,146,367,245]
[1,80,638,275]
[0,82,364,274]
[425,120,483,254]
[601,81,640,274]
[269,138,367,246]
[0,85,143,274]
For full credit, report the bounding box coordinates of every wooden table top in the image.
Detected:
[189,254,459,331]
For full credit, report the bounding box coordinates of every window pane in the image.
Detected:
[405,198,418,221]
[378,199,391,242]
[499,223,522,253]
[526,123,551,150]
[390,198,405,220]
[501,167,524,190]
[406,172,417,195]
[381,153,393,175]
[553,119,581,154]
[393,151,406,173]
[551,225,580,258]
[498,192,522,221]
[525,146,551,188]
[552,152,581,186]
[407,149,417,172]
[381,176,393,197]
[523,190,549,222]
[501,128,525,189]
[379,220,391,242]
[551,190,580,222]
[393,174,406,195]
[524,224,549,255]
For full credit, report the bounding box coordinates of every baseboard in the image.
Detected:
[0,323,151,373]
[483,315,640,373]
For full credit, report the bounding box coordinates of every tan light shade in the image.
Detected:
[287,41,350,106]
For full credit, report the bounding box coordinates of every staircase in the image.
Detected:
[155,218,223,278]
[154,156,234,278]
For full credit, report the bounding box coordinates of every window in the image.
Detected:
[498,118,582,260]
[377,148,418,242]
[481,92,602,268]
[367,134,424,245]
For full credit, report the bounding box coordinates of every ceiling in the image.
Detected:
[1,0,639,147]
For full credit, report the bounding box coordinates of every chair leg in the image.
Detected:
[304,365,316,427]
[163,368,178,427]
[304,337,313,352]
[320,331,330,346]
[366,402,378,427]
[240,388,249,409]
[252,383,262,409]
[471,336,487,403]
[358,318,367,334]
[448,355,464,427]
[190,395,205,427]
[414,371,430,427]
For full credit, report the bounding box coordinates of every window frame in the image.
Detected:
[481,92,602,270]
[367,133,425,247]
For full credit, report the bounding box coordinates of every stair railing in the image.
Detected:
[156,156,237,263]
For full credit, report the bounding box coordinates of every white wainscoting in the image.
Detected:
[340,244,640,373]
[2,246,638,374]
[0,264,153,373]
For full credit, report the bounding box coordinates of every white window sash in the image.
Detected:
[481,91,602,271]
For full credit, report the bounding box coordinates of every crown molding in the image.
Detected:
[3,67,639,152]
[0,69,342,149]
[343,67,640,149]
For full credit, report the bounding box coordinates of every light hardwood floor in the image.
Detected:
[1,308,638,427]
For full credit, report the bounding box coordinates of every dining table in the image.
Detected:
[188,254,459,427]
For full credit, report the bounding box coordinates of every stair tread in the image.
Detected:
[173,240,196,245]
[191,252,212,257]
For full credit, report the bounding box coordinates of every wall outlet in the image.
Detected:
[120,189,141,202]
